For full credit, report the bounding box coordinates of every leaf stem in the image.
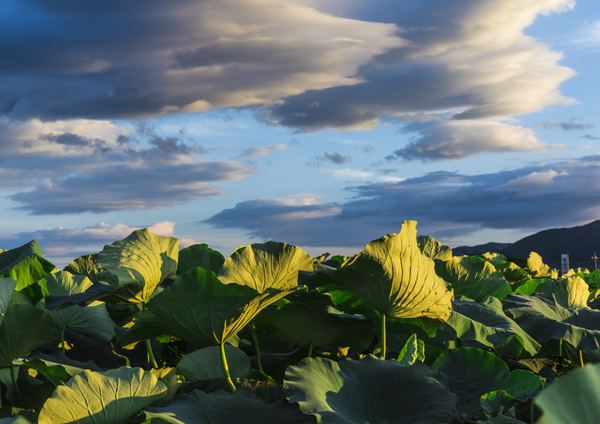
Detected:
[220,342,236,393]
[381,314,386,359]
[141,303,158,369]
[559,339,563,357]
[580,350,584,368]
[250,322,263,373]
[61,323,67,354]
[307,343,313,358]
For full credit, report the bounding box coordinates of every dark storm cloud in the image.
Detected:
[205,160,600,247]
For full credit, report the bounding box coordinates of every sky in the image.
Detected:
[1,0,600,267]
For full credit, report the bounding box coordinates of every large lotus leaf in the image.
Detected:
[446,297,540,357]
[40,271,94,297]
[435,256,512,302]
[513,278,554,296]
[535,363,600,424]
[255,300,374,352]
[332,220,453,320]
[96,228,179,303]
[482,256,530,286]
[284,355,459,424]
[0,278,17,326]
[38,367,167,424]
[144,388,315,424]
[527,252,558,278]
[502,293,600,350]
[177,243,225,275]
[0,304,54,367]
[218,241,313,293]
[120,267,298,346]
[535,276,590,309]
[176,345,251,381]
[431,347,543,420]
[37,302,116,343]
[0,241,56,291]
[63,254,101,282]
[417,235,452,261]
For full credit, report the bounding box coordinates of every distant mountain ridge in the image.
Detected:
[452,220,600,270]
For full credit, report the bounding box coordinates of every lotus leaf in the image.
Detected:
[417,235,452,261]
[0,304,54,367]
[63,254,101,282]
[434,256,512,302]
[37,302,116,343]
[535,276,590,309]
[96,228,179,303]
[431,347,543,420]
[177,243,225,275]
[0,277,17,326]
[513,278,553,296]
[218,241,313,293]
[284,355,460,424]
[526,253,558,278]
[38,367,167,424]
[535,363,600,424]
[446,297,540,357]
[502,294,600,350]
[333,220,453,320]
[0,241,55,291]
[397,333,425,365]
[177,345,251,381]
[121,267,299,346]
[255,300,374,352]
[40,271,94,298]
[0,416,33,424]
[144,388,315,424]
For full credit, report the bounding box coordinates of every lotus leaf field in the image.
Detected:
[1,220,600,423]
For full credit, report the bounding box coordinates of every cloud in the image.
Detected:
[205,159,600,248]
[0,118,255,214]
[386,120,552,161]
[240,144,289,158]
[541,120,593,131]
[308,151,353,166]
[582,134,600,141]
[1,0,402,121]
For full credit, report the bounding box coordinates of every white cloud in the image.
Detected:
[240,144,289,158]
[327,168,375,180]
[491,169,568,191]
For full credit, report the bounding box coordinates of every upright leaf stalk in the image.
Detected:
[220,342,237,392]
[381,314,387,359]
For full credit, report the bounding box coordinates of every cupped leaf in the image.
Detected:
[63,253,101,282]
[38,367,167,424]
[535,276,590,309]
[255,300,374,352]
[431,347,543,420]
[0,241,55,291]
[397,333,425,365]
[535,363,600,424]
[120,267,299,347]
[144,388,315,424]
[0,304,54,367]
[0,277,17,326]
[446,297,540,357]
[284,355,460,424]
[435,256,512,302]
[526,252,558,278]
[37,302,116,343]
[417,235,452,261]
[503,294,600,350]
[40,271,94,298]
[177,243,225,275]
[218,241,314,293]
[96,228,179,303]
[332,220,453,320]
[176,345,251,381]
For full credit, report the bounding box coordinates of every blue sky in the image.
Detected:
[1,0,599,267]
